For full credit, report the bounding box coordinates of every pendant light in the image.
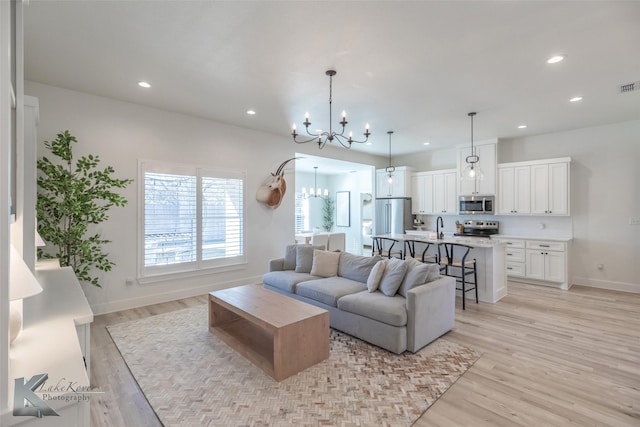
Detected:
[461,112,484,181]
[385,131,395,184]
[301,166,328,198]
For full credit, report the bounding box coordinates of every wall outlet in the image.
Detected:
[125,277,135,286]
[629,216,640,226]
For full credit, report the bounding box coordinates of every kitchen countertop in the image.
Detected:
[491,234,573,242]
[378,233,503,248]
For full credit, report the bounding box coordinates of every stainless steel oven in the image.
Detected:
[459,195,495,215]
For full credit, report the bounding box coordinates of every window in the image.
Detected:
[294,192,309,234]
[140,161,245,278]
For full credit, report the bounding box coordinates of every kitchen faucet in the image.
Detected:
[436,216,444,239]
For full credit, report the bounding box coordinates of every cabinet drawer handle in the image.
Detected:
[507,267,513,270]
[539,244,550,248]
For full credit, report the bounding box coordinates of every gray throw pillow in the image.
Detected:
[397,257,431,297]
[379,257,408,296]
[295,244,325,273]
[424,263,441,283]
[283,244,299,270]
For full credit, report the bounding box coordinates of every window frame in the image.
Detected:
[137,160,247,282]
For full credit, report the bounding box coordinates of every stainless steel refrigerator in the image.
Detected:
[374,197,413,235]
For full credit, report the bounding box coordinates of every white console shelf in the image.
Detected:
[5,263,93,427]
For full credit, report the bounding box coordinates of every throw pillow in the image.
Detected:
[378,257,409,296]
[366,260,386,292]
[424,263,441,283]
[283,244,299,270]
[294,244,326,273]
[310,250,340,278]
[295,245,313,273]
[397,258,431,297]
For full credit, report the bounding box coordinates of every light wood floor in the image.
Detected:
[90,282,640,426]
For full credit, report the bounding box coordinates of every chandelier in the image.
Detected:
[461,112,484,181]
[292,70,371,149]
[385,131,395,184]
[301,166,328,198]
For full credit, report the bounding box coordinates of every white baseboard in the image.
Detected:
[90,275,264,315]
[572,276,640,294]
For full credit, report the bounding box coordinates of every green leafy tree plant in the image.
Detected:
[36,130,133,287]
[322,196,335,232]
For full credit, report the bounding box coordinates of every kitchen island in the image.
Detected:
[373,233,507,304]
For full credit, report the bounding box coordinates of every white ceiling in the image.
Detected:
[23,1,640,158]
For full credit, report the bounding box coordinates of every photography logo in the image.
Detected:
[13,374,59,418]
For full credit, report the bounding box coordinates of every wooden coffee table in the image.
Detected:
[208,284,330,381]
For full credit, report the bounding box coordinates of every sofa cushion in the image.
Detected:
[366,260,386,292]
[379,257,408,296]
[296,277,367,307]
[397,258,440,297]
[337,291,407,327]
[262,271,319,293]
[310,250,340,277]
[337,252,383,283]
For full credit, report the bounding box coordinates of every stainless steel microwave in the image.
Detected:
[459,195,495,215]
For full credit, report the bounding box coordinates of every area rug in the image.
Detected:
[108,304,479,427]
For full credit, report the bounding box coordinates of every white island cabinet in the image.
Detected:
[6,264,93,427]
[385,232,508,304]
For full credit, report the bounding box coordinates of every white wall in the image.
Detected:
[401,120,640,293]
[25,82,384,314]
[500,120,640,293]
[330,170,374,254]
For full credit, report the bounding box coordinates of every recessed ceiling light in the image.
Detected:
[137,81,151,88]
[547,55,565,64]
[423,142,430,146]
[518,124,527,129]
[246,110,256,115]
[569,96,583,102]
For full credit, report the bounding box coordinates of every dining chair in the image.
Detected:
[310,234,329,250]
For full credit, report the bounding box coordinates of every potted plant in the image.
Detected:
[321,196,335,232]
[36,130,133,287]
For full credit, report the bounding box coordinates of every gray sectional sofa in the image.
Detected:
[262,245,456,354]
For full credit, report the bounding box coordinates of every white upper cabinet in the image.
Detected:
[497,165,531,215]
[457,141,497,196]
[498,157,570,216]
[410,169,456,215]
[411,173,433,214]
[433,170,458,214]
[376,166,415,198]
[531,161,569,215]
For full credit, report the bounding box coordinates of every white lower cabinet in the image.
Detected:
[495,238,526,277]
[525,240,566,284]
[493,237,569,289]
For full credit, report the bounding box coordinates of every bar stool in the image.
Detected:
[372,237,403,259]
[437,242,478,310]
[403,240,438,263]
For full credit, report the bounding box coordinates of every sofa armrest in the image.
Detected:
[405,275,456,352]
[268,257,285,272]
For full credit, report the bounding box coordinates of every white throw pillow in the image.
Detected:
[366,260,386,292]
[310,250,341,278]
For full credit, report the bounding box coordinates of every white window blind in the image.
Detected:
[140,161,245,277]
[294,193,309,234]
